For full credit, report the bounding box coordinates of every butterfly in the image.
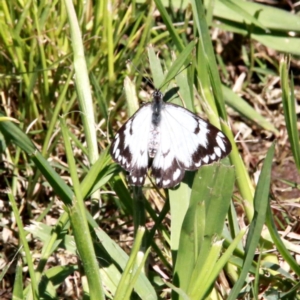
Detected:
[110,89,231,188]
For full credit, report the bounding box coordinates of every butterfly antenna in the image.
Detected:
[126,59,154,89]
[159,62,192,90]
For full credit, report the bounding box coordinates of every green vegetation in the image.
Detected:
[0,0,300,299]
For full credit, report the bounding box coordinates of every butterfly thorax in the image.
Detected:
[148,90,164,158]
[151,90,164,126]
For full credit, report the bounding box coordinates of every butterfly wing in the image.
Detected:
[152,103,231,188]
[110,103,152,185]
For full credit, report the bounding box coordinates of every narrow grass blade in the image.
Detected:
[159,40,196,90]
[41,70,74,157]
[192,0,226,119]
[87,213,157,299]
[114,227,150,300]
[219,0,268,31]
[7,191,39,300]
[60,118,105,300]
[209,228,247,289]
[0,117,74,205]
[266,206,300,277]
[63,0,101,213]
[192,0,255,223]
[169,179,193,253]
[12,260,24,300]
[124,75,140,117]
[223,86,279,134]
[175,67,194,111]
[188,240,223,299]
[227,201,245,253]
[81,148,111,197]
[153,0,184,51]
[63,0,99,163]
[148,45,165,88]
[280,56,300,171]
[39,265,77,295]
[212,0,300,33]
[228,143,275,300]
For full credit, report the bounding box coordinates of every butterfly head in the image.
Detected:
[152,89,163,102]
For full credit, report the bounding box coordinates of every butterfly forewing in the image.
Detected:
[110,103,152,185]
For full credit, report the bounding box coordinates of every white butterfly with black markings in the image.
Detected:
[110,89,231,188]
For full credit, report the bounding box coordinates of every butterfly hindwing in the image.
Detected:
[152,103,231,188]
[110,103,153,185]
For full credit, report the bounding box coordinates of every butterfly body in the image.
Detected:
[110,90,231,188]
[151,90,163,125]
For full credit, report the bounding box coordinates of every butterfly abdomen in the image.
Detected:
[148,89,164,157]
[148,124,160,158]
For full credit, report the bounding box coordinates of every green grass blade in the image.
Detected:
[266,206,300,277]
[209,228,247,288]
[174,164,235,294]
[192,0,255,223]
[218,0,268,31]
[0,117,74,204]
[175,67,194,111]
[169,179,192,254]
[81,148,111,197]
[228,143,275,300]
[41,70,74,156]
[189,240,223,299]
[192,0,226,119]
[124,75,140,117]
[148,45,165,88]
[35,213,71,275]
[64,0,102,215]
[153,0,184,51]
[39,265,77,296]
[280,56,300,171]
[12,260,24,300]
[63,0,100,182]
[7,191,39,300]
[114,227,149,299]
[223,86,279,134]
[86,214,158,299]
[60,118,105,300]
[159,40,196,89]
[211,0,300,32]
